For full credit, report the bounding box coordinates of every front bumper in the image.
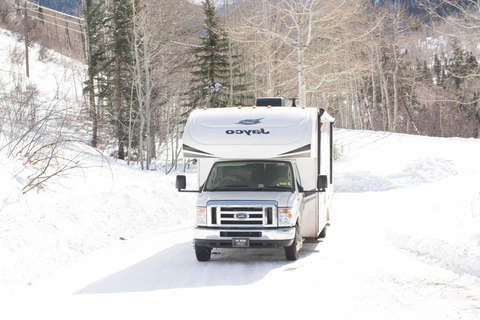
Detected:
[194,227,296,249]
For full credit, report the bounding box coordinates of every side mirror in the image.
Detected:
[317,175,328,190]
[176,175,186,191]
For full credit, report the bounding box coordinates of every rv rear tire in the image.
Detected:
[318,225,327,239]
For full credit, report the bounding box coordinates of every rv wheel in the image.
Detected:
[285,228,301,261]
[195,243,211,261]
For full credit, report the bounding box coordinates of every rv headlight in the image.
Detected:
[278,207,295,227]
[195,207,207,226]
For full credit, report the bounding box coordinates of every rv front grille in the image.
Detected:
[220,207,264,225]
[207,201,277,228]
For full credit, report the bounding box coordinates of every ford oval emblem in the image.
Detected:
[235,213,249,219]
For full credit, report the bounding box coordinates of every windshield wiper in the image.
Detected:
[249,185,293,191]
[207,185,250,191]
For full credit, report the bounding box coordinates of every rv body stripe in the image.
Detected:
[279,144,311,156]
[183,144,213,155]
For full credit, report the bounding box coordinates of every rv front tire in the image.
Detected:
[195,243,211,261]
[285,227,301,261]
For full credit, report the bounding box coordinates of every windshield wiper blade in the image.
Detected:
[261,185,293,191]
[207,185,249,191]
[246,185,293,191]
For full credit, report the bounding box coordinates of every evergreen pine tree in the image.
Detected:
[83,0,108,147]
[448,38,473,89]
[111,0,135,159]
[82,0,135,157]
[433,53,443,86]
[422,60,430,82]
[186,0,250,111]
[37,0,45,25]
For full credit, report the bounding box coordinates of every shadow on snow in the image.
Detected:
[74,240,322,295]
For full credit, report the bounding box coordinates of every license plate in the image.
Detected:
[232,238,249,248]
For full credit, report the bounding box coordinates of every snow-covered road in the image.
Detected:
[5,205,479,320]
[3,129,480,320]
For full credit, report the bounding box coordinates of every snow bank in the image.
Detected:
[387,231,480,278]
[334,129,480,284]
[0,151,197,298]
[0,29,84,104]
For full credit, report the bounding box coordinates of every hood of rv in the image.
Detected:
[196,191,296,207]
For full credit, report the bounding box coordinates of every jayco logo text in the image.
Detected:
[225,128,270,135]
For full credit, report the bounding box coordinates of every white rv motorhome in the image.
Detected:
[176,98,334,261]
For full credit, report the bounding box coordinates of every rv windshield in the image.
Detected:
[204,161,294,192]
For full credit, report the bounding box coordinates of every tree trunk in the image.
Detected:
[298,48,306,108]
[143,40,151,169]
[392,43,399,131]
[263,0,273,97]
[83,0,98,148]
[369,51,376,131]
[112,0,125,159]
[377,50,390,131]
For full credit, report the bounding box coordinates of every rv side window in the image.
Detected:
[204,161,294,192]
